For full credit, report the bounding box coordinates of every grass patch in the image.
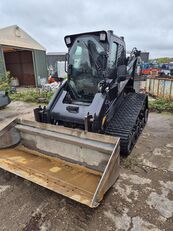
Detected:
[149,98,173,113]
[10,89,54,103]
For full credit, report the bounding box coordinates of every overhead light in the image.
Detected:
[65,37,71,45]
[100,32,106,41]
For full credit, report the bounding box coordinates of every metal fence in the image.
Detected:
[146,77,173,99]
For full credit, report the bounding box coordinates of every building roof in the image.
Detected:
[47,52,66,56]
[0,25,46,51]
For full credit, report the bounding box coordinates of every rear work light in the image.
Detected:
[65,37,71,45]
[100,32,106,41]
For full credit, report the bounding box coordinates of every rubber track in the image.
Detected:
[105,92,147,154]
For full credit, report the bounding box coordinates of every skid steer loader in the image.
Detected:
[0,30,148,207]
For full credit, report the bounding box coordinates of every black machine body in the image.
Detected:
[34,30,148,154]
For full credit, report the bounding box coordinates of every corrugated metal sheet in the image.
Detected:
[0,47,5,77]
[33,50,48,86]
[47,52,66,56]
[0,25,45,51]
[47,54,66,67]
[146,77,173,99]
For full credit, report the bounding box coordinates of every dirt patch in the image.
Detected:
[0,101,35,122]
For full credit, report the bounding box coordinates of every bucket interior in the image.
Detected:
[0,145,102,206]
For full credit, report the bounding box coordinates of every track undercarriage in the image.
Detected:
[105,92,148,154]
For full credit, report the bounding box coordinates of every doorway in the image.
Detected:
[3,47,36,86]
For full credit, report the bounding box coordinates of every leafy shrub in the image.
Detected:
[0,71,11,91]
[10,88,54,103]
[149,98,173,112]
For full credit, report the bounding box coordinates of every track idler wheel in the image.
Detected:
[121,133,134,155]
[144,108,149,124]
[134,119,140,139]
[141,117,145,128]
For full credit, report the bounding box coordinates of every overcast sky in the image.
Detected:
[0,0,172,58]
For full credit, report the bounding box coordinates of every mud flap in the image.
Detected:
[0,119,120,207]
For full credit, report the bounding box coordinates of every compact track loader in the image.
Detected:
[0,30,148,207]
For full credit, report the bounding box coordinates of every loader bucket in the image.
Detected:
[0,119,120,208]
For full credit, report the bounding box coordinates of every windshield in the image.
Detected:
[68,36,105,102]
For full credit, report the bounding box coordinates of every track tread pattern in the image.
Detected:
[105,92,147,154]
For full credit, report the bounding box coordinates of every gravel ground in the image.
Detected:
[0,101,173,231]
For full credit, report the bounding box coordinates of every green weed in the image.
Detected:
[0,71,11,91]
[121,156,139,169]
[10,89,54,103]
[149,98,173,113]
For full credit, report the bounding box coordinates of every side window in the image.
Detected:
[117,45,126,66]
[107,42,118,78]
[109,42,118,69]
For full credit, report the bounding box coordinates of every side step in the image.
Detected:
[0,119,120,208]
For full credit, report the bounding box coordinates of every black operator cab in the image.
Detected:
[64,31,108,103]
[64,30,127,104]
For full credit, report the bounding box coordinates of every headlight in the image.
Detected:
[65,37,71,45]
